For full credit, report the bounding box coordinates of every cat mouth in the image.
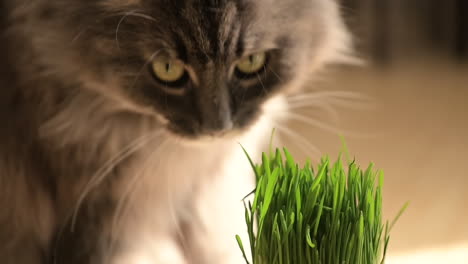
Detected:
[159,103,264,142]
[166,123,237,140]
[162,119,245,145]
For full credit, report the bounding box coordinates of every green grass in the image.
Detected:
[236,147,406,264]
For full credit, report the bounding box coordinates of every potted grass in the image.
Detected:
[236,146,407,264]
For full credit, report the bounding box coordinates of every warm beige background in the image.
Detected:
[281,59,468,259]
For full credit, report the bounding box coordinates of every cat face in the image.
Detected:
[25,0,350,139]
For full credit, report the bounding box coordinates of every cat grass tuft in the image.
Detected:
[236,147,406,264]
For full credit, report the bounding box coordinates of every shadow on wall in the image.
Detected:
[340,0,468,65]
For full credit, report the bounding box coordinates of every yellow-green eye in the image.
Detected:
[151,57,186,83]
[235,52,267,76]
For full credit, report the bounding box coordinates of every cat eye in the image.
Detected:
[235,52,267,78]
[150,57,188,92]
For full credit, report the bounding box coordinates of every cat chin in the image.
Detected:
[162,128,244,148]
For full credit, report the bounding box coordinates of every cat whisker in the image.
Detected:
[124,12,157,23]
[287,90,376,116]
[288,101,341,124]
[287,90,373,103]
[110,138,169,234]
[273,123,322,159]
[129,49,162,90]
[166,138,188,251]
[285,112,376,138]
[115,12,133,50]
[71,28,88,43]
[71,130,163,230]
[288,97,376,111]
[108,138,170,261]
[257,71,267,95]
[53,131,163,263]
[115,10,156,50]
[267,65,282,82]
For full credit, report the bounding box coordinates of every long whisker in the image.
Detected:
[125,12,157,22]
[108,138,170,262]
[274,124,322,158]
[288,97,376,111]
[129,49,162,90]
[110,138,169,235]
[166,138,187,251]
[257,71,267,95]
[71,130,163,230]
[53,131,162,263]
[115,10,156,50]
[267,65,282,82]
[71,28,88,43]
[287,101,341,124]
[285,112,377,138]
[287,91,373,102]
[115,12,133,50]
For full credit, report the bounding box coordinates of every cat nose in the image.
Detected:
[196,76,233,135]
[201,111,233,135]
[199,93,234,135]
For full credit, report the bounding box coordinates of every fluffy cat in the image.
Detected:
[0,0,353,263]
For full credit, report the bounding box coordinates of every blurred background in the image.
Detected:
[282,0,468,262]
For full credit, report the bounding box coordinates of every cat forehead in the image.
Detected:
[149,1,266,59]
[163,0,309,57]
[99,0,313,58]
[176,1,246,58]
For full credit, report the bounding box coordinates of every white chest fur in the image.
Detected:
[112,97,285,264]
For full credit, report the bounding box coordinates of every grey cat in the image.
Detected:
[0,0,353,263]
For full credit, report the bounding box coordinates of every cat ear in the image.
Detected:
[322,21,364,67]
[315,1,364,67]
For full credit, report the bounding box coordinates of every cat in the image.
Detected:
[0,0,353,263]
